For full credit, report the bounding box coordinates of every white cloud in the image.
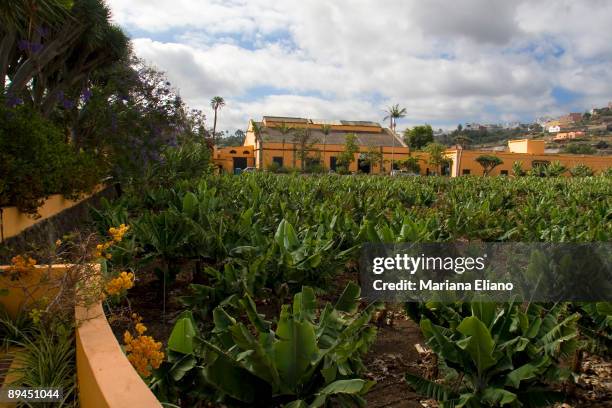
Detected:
[108,0,612,131]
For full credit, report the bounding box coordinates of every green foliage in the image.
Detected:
[0,103,102,213]
[10,326,77,407]
[398,155,421,174]
[512,161,525,177]
[336,134,359,173]
[424,142,450,175]
[406,302,578,407]
[475,155,504,176]
[154,284,376,407]
[570,164,594,177]
[562,143,596,155]
[404,125,434,149]
[542,161,568,177]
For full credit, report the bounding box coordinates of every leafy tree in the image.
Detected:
[362,147,383,172]
[0,102,102,213]
[217,130,245,147]
[293,126,319,171]
[210,96,225,144]
[336,133,359,173]
[424,142,448,175]
[398,155,421,174]
[475,155,504,176]
[404,124,433,149]
[2,0,129,117]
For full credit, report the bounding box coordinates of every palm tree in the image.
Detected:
[251,121,265,170]
[321,124,331,170]
[383,104,407,173]
[210,96,225,144]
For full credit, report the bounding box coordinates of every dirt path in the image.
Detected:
[364,307,427,408]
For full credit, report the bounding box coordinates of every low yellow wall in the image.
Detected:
[0,186,104,242]
[75,302,161,408]
[0,264,160,408]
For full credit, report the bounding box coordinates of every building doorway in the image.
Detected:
[358,158,371,174]
[330,156,337,172]
[233,157,247,173]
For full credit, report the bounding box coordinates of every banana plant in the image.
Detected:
[405,302,579,407]
[273,219,357,289]
[157,283,377,407]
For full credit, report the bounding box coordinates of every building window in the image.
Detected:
[243,150,250,155]
[500,170,508,176]
[273,156,283,166]
[330,156,337,171]
[229,150,237,154]
[462,169,471,175]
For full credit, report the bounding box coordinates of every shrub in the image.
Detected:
[570,164,594,177]
[562,143,596,155]
[154,283,377,407]
[406,302,579,407]
[0,104,102,214]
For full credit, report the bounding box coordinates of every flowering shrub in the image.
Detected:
[2,255,37,280]
[123,314,164,378]
[95,224,130,259]
[105,271,134,296]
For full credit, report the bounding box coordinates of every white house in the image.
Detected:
[547,125,561,133]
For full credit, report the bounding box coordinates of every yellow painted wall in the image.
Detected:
[76,302,161,408]
[0,264,160,407]
[448,149,612,177]
[1,186,104,242]
[508,139,545,154]
[257,143,411,173]
[213,146,255,173]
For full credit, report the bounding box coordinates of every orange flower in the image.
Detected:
[105,272,135,296]
[123,322,164,378]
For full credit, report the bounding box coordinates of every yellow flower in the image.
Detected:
[4,255,37,277]
[135,322,147,335]
[123,322,164,378]
[105,272,135,296]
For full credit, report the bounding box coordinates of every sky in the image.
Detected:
[106,0,612,133]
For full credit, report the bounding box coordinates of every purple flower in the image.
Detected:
[17,39,43,53]
[82,89,93,102]
[62,99,74,109]
[36,26,50,38]
[6,95,24,107]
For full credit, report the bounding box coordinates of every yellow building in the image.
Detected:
[216,116,411,174]
[213,145,255,174]
[445,139,611,176]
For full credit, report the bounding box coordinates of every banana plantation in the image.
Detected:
[87,148,612,407]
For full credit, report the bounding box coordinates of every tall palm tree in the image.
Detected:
[383,104,407,173]
[251,120,265,170]
[321,124,331,170]
[210,96,225,144]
